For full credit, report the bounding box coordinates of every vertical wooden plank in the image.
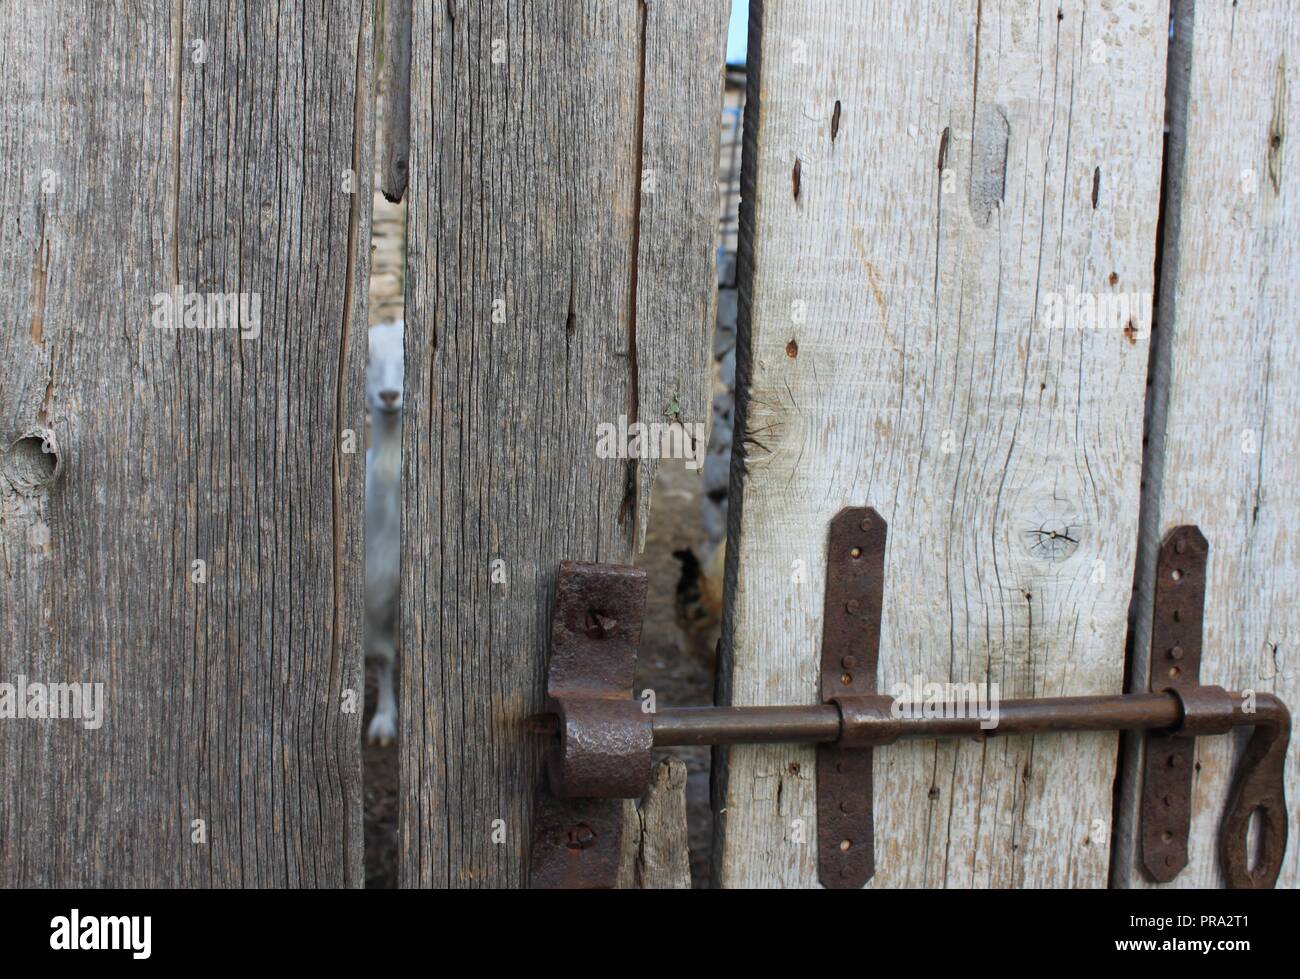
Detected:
[715,0,1168,887]
[1114,0,1300,889]
[377,0,412,203]
[617,757,693,889]
[0,0,373,886]
[400,0,725,887]
[633,0,731,550]
[400,0,640,891]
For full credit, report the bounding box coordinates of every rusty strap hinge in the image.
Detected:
[528,512,1291,889]
[817,507,886,888]
[1141,526,1290,887]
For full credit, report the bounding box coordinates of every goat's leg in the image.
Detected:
[367,640,397,746]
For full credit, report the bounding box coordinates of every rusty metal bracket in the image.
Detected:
[531,518,1290,890]
[818,507,886,888]
[528,561,649,889]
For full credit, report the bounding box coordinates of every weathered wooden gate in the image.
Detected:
[394,0,727,887]
[712,0,1297,890]
[1,0,373,886]
[1,0,1295,889]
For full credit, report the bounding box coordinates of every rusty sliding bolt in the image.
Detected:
[647,691,1289,751]
[528,518,1291,889]
[650,693,1290,889]
[539,689,1288,888]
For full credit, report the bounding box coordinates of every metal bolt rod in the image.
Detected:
[650,692,1189,746]
[652,705,842,745]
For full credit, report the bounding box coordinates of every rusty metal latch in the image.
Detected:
[528,511,1291,889]
[528,562,650,889]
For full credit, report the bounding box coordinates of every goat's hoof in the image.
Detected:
[367,713,396,746]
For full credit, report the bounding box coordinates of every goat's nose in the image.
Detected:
[379,390,400,407]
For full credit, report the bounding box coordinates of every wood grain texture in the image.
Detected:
[714,0,1168,888]
[1114,0,1300,889]
[0,0,373,886]
[399,0,723,888]
[617,757,693,888]
[632,0,730,551]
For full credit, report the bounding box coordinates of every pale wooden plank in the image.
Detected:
[715,0,1168,888]
[1114,0,1300,890]
[0,0,374,885]
[399,0,723,887]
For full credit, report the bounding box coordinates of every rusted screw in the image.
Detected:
[1169,645,1184,660]
[845,599,860,615]
[566,823,597,850]
[585,611,617,639]
[841,655,857,669]
[1169,754,1183,769]
[839,801,851,813]
[860,518,875,532]
[1174,537,1186,554]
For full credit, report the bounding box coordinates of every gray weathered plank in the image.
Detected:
[377,0,412,204]
[618,757,693,888]
[399,0,724,887]
[715,0,1168,888]
[0,0,374,886]
[632,0,731,551]
[1114,0,1300,890]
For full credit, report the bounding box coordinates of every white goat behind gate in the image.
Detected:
[365,320,404,745]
